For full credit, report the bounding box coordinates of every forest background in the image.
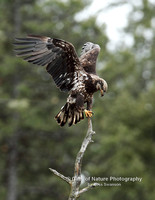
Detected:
[0,0,155,200]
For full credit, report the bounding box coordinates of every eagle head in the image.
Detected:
[96,79,108,97]
[81,42,100,55]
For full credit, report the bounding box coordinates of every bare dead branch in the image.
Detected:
[68,118,99,200]
[50,117,100,200]
[49,168,71,184]
[78,183,102,196]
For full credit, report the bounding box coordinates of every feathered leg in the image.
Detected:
[84,97,93,118]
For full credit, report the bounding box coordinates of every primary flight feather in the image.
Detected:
[14,35,108,126]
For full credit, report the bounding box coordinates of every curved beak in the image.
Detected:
[100,89,104,97]
[103,80,108,93]
[100,80,108,97]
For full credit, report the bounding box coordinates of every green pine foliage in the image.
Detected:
[0,0,154,200]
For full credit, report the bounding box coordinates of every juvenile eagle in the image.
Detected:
[14,35,108,126]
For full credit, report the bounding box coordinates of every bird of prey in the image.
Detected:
[14,35,108,127]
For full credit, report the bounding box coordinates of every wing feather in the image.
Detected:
[14,35,81,92]
[79,47,100,75]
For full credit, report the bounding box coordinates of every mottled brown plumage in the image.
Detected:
[14,35,107,126]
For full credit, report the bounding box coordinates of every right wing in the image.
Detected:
[14,35,81,92]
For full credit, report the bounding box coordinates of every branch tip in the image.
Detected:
[49,168,71,184]
[78,182,102,196]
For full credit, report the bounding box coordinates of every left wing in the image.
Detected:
[14,35,81,92]
[79,45,100,75]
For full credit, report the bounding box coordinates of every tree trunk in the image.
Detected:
[7,134,18,200]
[7,1,21,200]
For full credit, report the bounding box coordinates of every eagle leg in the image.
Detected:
[85,97,93,118]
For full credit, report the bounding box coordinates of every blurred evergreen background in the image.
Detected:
[0,0,155,199]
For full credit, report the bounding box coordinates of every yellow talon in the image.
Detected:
[84,109,93,118]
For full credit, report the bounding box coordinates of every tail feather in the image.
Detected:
[55,103,84,127]
[73,111,79,125]
[79,112,84,120]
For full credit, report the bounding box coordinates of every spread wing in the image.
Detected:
[14,35,81,92]
[79,46,100,75]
